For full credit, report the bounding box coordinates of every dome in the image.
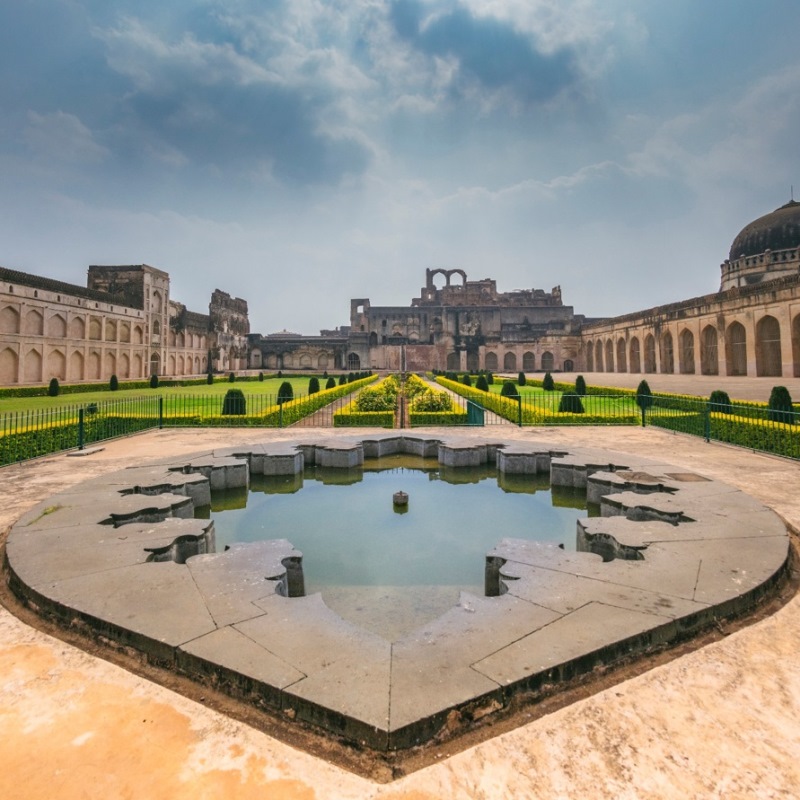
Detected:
[729,199,800,260]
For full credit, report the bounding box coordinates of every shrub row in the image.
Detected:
[409,410,469,426]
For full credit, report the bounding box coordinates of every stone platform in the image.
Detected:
[3,433,789,751]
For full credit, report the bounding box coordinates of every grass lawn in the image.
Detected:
[484,383,639,415]
[0,377,336,415]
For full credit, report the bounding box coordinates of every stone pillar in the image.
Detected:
[778,304,794,377]
[744,310,757,377]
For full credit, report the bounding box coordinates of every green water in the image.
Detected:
[201,455,597,594]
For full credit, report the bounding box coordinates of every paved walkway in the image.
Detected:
[1,426,799,799]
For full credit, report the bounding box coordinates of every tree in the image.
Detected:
[518,371,526,386]
[500,380,518,398]
[558,391,584,413]
[277,381,294,405]
[575,375,587,396]
[258,371,264,382]
[486,372,494,385]
[308,376,320,395]
[708,390,732,415]
[325,376,336,389]
[542,372,555,391]
[339,374,347,385]
[150,374,159,389]
[221,388,246,415]
[109,374,119,391]
[47,377,60,397]
[461,373,472,387]
[476,375,489,391]
[635,379,653,410]
[768,386,794,424]
[206,371,214,385]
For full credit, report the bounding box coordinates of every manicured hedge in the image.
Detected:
[409,410,469,426]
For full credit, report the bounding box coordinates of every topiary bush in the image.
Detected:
[575,375,587,396]
[308,376,320,395]
[636,379,653,410]
[542,372,555,391]
[768,386,794,424]
[475,375,489,392]
[708,390,732,414]
[258,372,264,382]
[228,372,235,383]
[47,377,60,397]
[109,374,119,391]
[221,388,246,415]
[461,373,472,387]
[518,371,526,386]
[325,376,336,389]
[277,381,294,405]
[339,374,347,385]
[486,371,494,385]
[206,371,214,385]
[150,374,159,389]
[558,391,585,413]
[500,380,518,398]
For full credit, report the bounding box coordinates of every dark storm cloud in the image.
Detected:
[389,0,577,104]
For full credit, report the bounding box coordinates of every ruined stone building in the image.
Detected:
[0,264,249,385]
[3,199,800,386]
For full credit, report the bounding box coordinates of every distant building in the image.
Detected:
[3,199,800,385]
[0,264,248,384]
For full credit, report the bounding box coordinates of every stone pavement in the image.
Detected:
[1,425,799,798]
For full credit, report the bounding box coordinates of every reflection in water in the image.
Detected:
[199,454,598,594]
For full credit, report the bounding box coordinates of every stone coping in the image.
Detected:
[3,433,790,750]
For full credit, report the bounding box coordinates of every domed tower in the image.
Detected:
[721,199,800,291]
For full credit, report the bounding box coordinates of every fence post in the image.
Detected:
[78,408,85,450]
[703,403,710,442]
[158,396,163,430]
[517,396,522,427]
[279,403,283,428]
[641,405,646,427]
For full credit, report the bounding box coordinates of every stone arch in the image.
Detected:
[793,314,800,377]
[132,353,143,378]
[105,320,117,342]
[46,314,67,338]
[119,322,130,343]
[446,352,459,371]
[369,331,378,346]
[195,356,201,373]
[725,321,747,376]
[605,340,614,373]
[0,305,20,334]
[133,325,143,344]
[503,352,517,371]
[318,353,329,369]
[485,352,498,372]
[595,340,604,372]
[347,352,361,371]
[586,341,594,372]
[24,348,42,382]
[644,334,656,373]
[168,355,176,375]
[629,337,641,373]
[23,308,44,336]
[153,319,161,337]
[522,351,535,372]
[88,351,101,380]
[466,351,480,372]
[756,315,782,377]
[299,353,312,368]
[679,329,695,374]
[0,347,19,383]
[700,325,719,375]
[89,317,102,340]
[69,316,86,339]
[105,352,116,377]
[563,359,574,371]
[46,349,66,381]
[69,350,84,381]
[178,355,185,375]
[541,352,554,372]
[660,332,674,374]
[150,352,161,376]
[119,353,130,379]
[152,291,164,314]
[616,338,627,373]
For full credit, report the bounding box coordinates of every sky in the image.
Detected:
[2,0,800,335]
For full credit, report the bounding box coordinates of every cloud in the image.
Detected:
[388,0,579,106]
[23,111,109,164]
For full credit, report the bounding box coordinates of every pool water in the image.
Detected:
[200,455,597,596]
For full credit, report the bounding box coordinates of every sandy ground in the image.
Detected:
[1,425,800,799]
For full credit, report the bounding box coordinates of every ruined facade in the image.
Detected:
[0,264,248,385]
